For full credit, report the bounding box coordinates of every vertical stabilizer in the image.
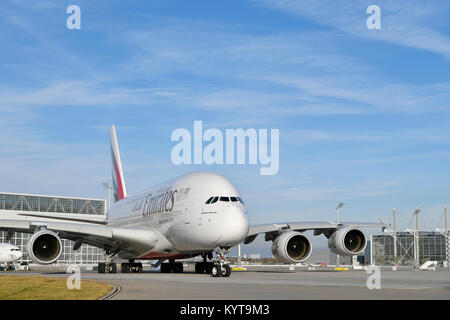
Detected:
[110,125,127,202]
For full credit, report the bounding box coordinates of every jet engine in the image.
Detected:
[271,231,312,264]
[26,229,62,265]
[327,227,366,256]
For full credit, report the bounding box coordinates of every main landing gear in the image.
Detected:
[98,250,118,273]
[97,249,143,274]
[98,260,143,273]
[195,249,232,277]
[98,262,117,273]
[160,259,184,273]
[194,252,213,274]
[121,260,143,273]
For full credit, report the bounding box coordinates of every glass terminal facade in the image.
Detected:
[0,192,106,265]
[0,193,105,215]
[371,232,447,266]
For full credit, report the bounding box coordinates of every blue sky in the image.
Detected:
[1,0,450,255]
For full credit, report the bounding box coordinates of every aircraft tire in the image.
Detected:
[195,262,205,274]
[131,263,141,273]
[172,262,183,273]
[98,263,106,273]
[161,263,171,273]
[121,263,130,273]
[205,262,214,274]
[211,265,221,277]
[221,264,231,277]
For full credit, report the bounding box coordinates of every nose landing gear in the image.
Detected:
[194,249,232,277]
[211,247,232,278]
[211,264,231,277]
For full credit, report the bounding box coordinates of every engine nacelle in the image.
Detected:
[271,231,312,264]
[327,227,366,256]
[26,229,62,265]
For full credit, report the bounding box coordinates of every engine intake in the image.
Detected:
[328,227,366,256]
[26,229,62,265]
[271,232,312,264]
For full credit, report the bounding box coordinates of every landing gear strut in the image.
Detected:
[98,249,117,273]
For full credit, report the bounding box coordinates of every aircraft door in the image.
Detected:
[184,201,193,224]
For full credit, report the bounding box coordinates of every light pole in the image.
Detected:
[238,244,241,267]
[445,206,449,267]
[414,207,421,268]
[336,201,344,223]
[102,181,112,211]
[393,208,397,265]
[336,202,345,267]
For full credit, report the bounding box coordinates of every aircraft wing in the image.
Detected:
[0,219,158,256]
[244,220,389,244]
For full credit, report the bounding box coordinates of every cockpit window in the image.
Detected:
[207,196,241,204]
[10,248,20,251]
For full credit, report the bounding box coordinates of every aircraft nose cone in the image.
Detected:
[217,207,249,247]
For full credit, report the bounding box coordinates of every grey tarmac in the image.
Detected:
[1,266,449,300]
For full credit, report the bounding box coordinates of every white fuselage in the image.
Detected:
[107,171,249,260]
[0,243,23,264]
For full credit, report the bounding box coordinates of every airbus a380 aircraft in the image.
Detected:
[0,126,387,277]
[0,243,23,270]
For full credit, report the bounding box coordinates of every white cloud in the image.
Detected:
[113,22,450,116]
[263,75,450,114]
[254,0,450,59]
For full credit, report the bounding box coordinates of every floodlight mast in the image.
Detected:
[238,244,241,267]
[437,206,450,266]
[335,201,345,267]
[414,207,421,268]
[336,202,344,223]
[393,208,397,264]
[102,181,112,210]
[445,206,449,266]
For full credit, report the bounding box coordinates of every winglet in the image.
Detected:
[110,125,127,202]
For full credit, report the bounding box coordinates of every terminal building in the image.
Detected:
[368,232,449,266]
[0,192,106,265]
